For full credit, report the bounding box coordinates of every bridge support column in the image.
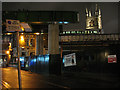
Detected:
[35,34,44,55]
[48,24,61,75]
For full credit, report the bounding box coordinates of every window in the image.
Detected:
[26,39,29,46]
[66,31,70,34]
[22,52,26,56]
[71,31,76,34]
[77,31,81,34]
[30,39,33,46]
[85,31,87,34]
[88,31,90,34]
[82,31,84,34]
[93,31,97,34]
[63,31,65,34]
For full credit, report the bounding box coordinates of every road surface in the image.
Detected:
[1,66,120,89]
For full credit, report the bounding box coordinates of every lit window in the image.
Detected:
[77,31,81,34]
[63,32,65,34]
[71,31,76,34]
[85,31,87,34]
[82,31,84,34]
[88,31,90,34]
[93,31,97,34]
[66,31,70,34]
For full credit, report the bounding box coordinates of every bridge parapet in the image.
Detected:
[60,34,120,42]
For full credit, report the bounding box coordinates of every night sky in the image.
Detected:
[2,2,119,34]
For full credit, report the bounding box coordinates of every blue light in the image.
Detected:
[41,56,44,62]
[64,22,68,24]
[45,54,49,62]
[63,58,64,63]
[20,57,24,67]
[20,57,24,62]
[59,22,63,24]
[37,56,41,61]
[33,58,36,62]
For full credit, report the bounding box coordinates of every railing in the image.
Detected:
[60,34,120,42]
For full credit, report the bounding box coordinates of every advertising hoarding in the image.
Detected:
[108,55,117,63]
[64,53,76,67]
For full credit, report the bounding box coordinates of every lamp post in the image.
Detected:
[17,31,22,90]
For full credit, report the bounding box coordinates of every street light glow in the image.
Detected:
[6,50,10,55]
[20,36,24,41]
[35,33,40,35]
[19,35,25,46]
[6,33,12,35]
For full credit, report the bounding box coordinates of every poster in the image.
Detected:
[108,55,117,63]
[64,53,76,67]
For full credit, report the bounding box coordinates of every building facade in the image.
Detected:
[86,4,103,34]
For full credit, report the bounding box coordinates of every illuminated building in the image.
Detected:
[86,4,103,34]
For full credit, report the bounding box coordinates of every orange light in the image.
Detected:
[6,33,12,35]
[31,22,43,24]
[20,35,24,41]
[21,26,24,31]
[19,35,25,46]
[21,47,25,48]
[34,33,40,35]
[6,50,10,55]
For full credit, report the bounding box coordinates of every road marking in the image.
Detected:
[2,80,11,88]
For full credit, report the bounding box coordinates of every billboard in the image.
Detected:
[64,53,76,67]
[108,55,117,63]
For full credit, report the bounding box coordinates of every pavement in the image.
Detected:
[1,66,120,89]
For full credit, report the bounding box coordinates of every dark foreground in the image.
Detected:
[1,66,120,89]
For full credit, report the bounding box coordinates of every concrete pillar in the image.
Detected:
[48,24,61,75]
[48,24,59,54]
[35,34,44,55]
[39,34,44,55]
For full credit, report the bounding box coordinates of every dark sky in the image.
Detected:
[2,2,119,34]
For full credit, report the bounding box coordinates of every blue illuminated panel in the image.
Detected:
[45,54,49,62]
[64,21,69,24]
[20,57,24,67]
[63,57,65,63]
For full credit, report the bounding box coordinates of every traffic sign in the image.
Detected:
[20,23,32,32]
[6,19,21,31]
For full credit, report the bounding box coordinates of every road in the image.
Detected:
[1,67,70,89]
[1,66,120,89]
